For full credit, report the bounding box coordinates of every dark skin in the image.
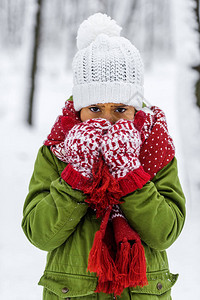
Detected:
[80,103,136,123]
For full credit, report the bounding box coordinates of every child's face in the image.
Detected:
[80,103,136,123]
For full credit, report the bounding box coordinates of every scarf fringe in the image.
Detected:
[129,242,148,287]
[115,238,148,292]
[95,279,113,294]
[88,207,117,282]
[88,218,148,295]
[115,239,131,287]
[88,237,118,283]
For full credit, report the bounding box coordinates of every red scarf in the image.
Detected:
[44,97,175,295]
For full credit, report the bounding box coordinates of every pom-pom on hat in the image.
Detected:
[72,13,145,111]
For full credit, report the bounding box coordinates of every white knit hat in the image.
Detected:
[72,13,145,111]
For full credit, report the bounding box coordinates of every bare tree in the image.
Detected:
[192,0,200,108]
[123,0,138,36]
[27,0,44,125]
[65,0,104,69]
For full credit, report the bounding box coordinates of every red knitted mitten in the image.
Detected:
[141,111,154,141]
[101,119,143,178]
[63,118,111,178]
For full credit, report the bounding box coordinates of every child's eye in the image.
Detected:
[115,107,127,113]
[89,107,101,112]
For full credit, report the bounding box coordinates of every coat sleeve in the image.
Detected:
[119,158,186,251]
[21,146,88,252]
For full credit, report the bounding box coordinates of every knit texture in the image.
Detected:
[140,106,175,179]
[76,13,122,51]
[101,117,144,178]
[64,118,111,178]
[72,13,144,111]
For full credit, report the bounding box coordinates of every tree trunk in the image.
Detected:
[123,0,138,36]
[192,0,200,108]
[144,0,155,68]
[27,0,43,125]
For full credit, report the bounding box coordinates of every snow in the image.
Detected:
[1,4,200,299]
[0,49,72,299]
[145,62,200,300]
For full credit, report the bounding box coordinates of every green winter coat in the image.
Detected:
[22,145,186,300]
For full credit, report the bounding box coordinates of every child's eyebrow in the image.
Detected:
[88,104,106,108]
[111,104,129,107]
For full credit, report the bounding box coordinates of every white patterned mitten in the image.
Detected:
[101,119,143,178]
[64,118,111,178]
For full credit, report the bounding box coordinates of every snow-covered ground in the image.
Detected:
[145,62,200,300]
[0,41,200,300]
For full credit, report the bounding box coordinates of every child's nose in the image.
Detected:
[104,116,115,124]
[103,112,116,124]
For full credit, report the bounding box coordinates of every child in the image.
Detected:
[22,13,186,300]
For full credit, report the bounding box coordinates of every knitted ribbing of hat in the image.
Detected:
[73,36,143,86]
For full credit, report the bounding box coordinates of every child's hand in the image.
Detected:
[101,119,143,178]
[64,118,111,178]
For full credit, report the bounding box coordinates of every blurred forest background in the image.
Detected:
[0,0,175,64]
[0,0,199,124]
[0,0,200,299]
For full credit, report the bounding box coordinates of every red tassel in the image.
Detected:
[87,230,103,274]
[95,273,126,296]
[88,234,116,281]
[95,279,112,294]
[88,207,118,284]
[129,242,148,287]
[113,239,148,294]
[115,239,131,287]
[90,237,148,296]
[88,236,118,290]
[109,278,125,296]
